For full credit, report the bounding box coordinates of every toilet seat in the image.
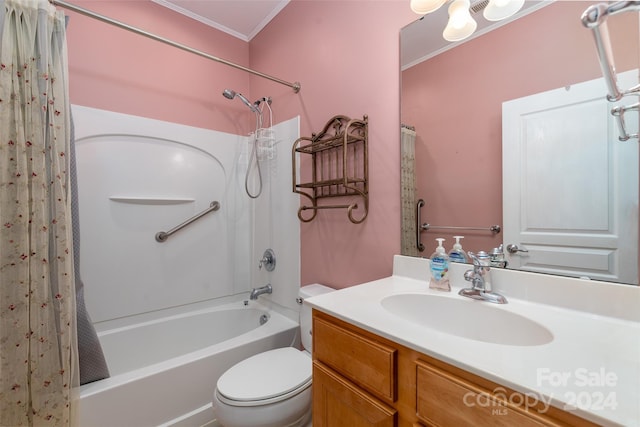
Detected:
[216,347,311,407]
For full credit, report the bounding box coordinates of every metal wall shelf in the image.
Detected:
[292,115,368,224]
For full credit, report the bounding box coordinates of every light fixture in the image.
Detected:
[411,0,526,42]
[483,0,524,21]
[410,0,447,15]
[443,0,477,42]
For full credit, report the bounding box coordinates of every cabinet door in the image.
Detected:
[416,361,558,427]
[313,362,396,427]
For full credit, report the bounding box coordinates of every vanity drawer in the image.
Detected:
[313,361,397,427]
[416,360,559,427]
[313,313,397,403]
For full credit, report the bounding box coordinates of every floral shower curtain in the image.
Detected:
[0,0,78,425]
[401,124,418,257]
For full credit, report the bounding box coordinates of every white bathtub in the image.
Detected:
[78,300,299,427]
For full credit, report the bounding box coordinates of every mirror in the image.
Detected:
[400,1,639,285]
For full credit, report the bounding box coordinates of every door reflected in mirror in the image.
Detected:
[400,1,639,285]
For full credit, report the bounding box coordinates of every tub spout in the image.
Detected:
[249,284,272,300]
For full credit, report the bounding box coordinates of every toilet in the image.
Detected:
[213,284,334,427]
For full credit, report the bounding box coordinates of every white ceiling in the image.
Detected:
[151,0,290,42]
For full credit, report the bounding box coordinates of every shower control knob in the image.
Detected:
[258,248,276,272]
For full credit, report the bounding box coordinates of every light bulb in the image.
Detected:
[410,0,446,15]
[450,5,469,28]
[483,0,525,21]
[443,0,477,42]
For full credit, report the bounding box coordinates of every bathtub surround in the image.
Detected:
[74,105,250,322]
[0,0,78,424]
[72,105,301,425]
[251,119,302,320]
[73,106,301,324]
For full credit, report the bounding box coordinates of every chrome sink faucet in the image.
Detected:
[249,284,272,300]
[459,252,507,304]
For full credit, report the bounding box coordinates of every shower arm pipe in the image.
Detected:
[50,0,301,93]
[581,1,640,102]
[155,201,220,243]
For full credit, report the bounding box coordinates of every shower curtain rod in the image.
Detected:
[50,0,301,93]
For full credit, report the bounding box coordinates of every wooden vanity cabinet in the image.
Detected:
[416,360,572,426]
[312,311,398,426]
[312,310,600,427]
[313,362,397,426]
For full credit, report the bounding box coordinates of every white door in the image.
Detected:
[503,70,638,284]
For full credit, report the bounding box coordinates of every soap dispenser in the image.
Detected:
[429,238,451,291]
[449,236,469,263]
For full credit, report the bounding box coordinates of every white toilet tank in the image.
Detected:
[298,284,334,352]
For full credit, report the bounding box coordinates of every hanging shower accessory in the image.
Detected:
[222,90,275,198]
[254,97,277,162]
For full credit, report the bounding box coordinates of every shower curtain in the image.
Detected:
[0,0,79,425]
[401,125,419,257]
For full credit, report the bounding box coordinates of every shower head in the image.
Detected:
[222,89,259,113]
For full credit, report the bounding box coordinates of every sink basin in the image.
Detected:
[381,293,553,346]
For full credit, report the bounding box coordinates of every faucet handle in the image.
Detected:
[464,269,476,282]
[468,251,490,267]
[490,244,508,268]
[258,248,276,271]
[467,251,491,270]
[490,244,504,256]
[468,251,480,266]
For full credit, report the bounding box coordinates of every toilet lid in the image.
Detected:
[216,347,311,403]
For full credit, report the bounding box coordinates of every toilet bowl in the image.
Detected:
[213,284,334,427]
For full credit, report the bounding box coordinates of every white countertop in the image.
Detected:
[305,255,640,427]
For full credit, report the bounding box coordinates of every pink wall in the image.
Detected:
[249,1,416,288]
[402,1,639,256]
[66,0,253,135]
[65,0,417,289]
[62,1,639,289]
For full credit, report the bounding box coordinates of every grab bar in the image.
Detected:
[582,1,640,141]
[155,201,220,242]
[416,199,426,252]
[416,199,501,252]
[421,224,502,233]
